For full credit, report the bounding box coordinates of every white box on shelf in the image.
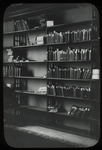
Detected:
[92,69,99,75]
[92,74,99,79]
[47,21,54,27]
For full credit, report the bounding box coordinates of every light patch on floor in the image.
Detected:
[4,124,98,147]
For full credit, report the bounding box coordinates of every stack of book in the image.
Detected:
[47,47,91,61]
[47,28,91,44]
[47,66,92,79]
[13,19,29,31]
[3,65,14,77]
[47,85,91,99]
[68,105,90,119]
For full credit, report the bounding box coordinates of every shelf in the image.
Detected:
[47,111,90,121]
[3,76,14,78]
[4,27,46,35]
[15,90,47,96]
[47,20,92,29]
[47,78,91,81]
[3,61,47,64]
[14,60,47,63]
[13,44,46,49]
[3,62,14,64]
[3,31,13,35]
[48,60,91,63]
[19,105,47,112]
[14,76,47,79]
[47,40,91,46]
[47,95,90,101]
[3,46,13,49]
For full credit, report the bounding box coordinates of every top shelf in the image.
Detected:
[47,20,92,29]
[3,20,92,35]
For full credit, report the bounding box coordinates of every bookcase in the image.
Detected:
[3,3,100,139]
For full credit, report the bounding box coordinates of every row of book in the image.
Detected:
[3,65,21,77]
[15,79,27,90]
[68,105,90,119]
[14,34,29,46]
[13,19,29,31]
[14,67,21,76]
[14,34,46,46]
[47,28,92,44]
[47,47,91,61]
[3,65,13,77]
[47,66,92,79]
[47,85,91,99]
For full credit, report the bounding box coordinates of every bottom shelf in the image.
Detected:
[17,107,99,140]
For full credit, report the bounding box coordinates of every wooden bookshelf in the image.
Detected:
[3,4,100,139]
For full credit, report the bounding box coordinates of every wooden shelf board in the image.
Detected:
[19,105,47,112]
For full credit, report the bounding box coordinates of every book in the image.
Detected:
[76,107,85,118]
[77,49,81,60]
[70,67,74,79]
[58,68,61,78]
[66,68,70,78]
[73,68,77,79]
[88,28,92,41]
[71,31,74,43]
[87,69,92,79]
[76,87,81,98]
[82,108,90,119]
[74,31,77,42]
[79,30,83,41]
[68,105,77,116]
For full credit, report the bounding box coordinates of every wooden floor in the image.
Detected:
[3,113,99,148]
